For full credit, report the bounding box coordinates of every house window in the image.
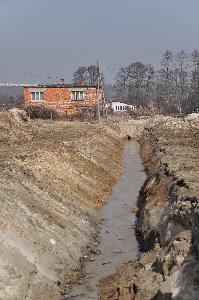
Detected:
[71,91,85,101]
[31,91,44,101]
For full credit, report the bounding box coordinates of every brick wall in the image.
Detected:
[24,86,101,114]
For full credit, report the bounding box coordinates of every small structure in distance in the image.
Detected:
[23,79,102,116]
[107,101,136,113]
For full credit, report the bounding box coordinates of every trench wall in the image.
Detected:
[0,109,123,300]
[100,114,199,300]
[105,117,150,139]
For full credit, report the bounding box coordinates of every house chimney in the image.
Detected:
[59,78,65,84]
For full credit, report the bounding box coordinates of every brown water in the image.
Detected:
[68,141,146,299]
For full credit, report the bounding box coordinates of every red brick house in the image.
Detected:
[23,80,102,115]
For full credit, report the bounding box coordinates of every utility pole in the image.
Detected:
[97,61,108,121]
[97,61,101,122]
[101,74,108,120]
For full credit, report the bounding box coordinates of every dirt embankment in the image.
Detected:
[105,117,150,139]
[0,109,123,300]
[100,114,199,300]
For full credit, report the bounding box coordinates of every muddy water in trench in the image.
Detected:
[68,141,146,299]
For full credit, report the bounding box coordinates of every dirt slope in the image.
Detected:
[0,109,123,300]
[100,114,199,300]
[104,116,150,139]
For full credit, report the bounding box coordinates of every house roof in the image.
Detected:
[23,84,99,88]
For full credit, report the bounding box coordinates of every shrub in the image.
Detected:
[25,105,60,120]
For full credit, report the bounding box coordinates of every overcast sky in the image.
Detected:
[0,0,199,83]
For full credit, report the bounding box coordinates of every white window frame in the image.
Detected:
[71,91,85,101]
[31,91,44,101]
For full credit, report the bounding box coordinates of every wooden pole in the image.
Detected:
[97,61,101,122]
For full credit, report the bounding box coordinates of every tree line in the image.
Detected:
[73,50,199,115]
[114,49,199,114]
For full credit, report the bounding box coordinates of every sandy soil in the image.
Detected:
[68,140,146,299]
[0,109,124,299]
[100,114,199,300]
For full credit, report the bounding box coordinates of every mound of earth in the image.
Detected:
[100,114,199,300]
[0,109,123,299]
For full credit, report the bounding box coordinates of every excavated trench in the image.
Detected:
[68,140,146,299]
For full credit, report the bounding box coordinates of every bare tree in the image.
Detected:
[187,50,199,113]
[161,50,173,77]
[191,50,199,89]
[158,50,174,102]
[173,50,190,114]
[110,49,199,115]
[115,62,155,106]
[115,67,129,103]
[72,65,103,86]
[156,50,191,114]
[72,66,88,85]
[87,65,99,85]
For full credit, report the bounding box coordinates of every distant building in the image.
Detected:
[107,101,136,113]
[23,80,102,115]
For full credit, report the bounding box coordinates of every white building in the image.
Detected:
[107,101,136,112]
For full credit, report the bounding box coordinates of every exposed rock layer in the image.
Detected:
[100,114,199,300]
